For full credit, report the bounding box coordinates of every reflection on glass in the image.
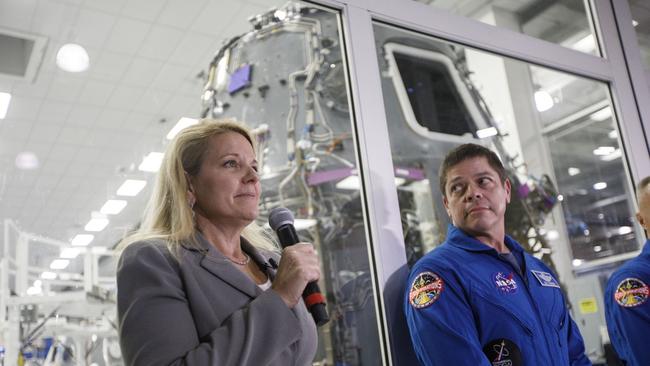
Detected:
[546,107,638,262]
[200,3,381,365]
[628,0,650,70]
[414,0,599,55]
[374,21,639,363]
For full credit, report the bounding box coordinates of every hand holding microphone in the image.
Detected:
[269,207,330,326]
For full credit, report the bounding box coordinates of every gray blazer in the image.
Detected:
[116,232,318,366]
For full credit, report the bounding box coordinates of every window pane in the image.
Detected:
[628,0,650,71]
[374,21,640,362]
[413,0,600,56]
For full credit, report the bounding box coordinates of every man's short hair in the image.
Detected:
[636,176,650,202]
[439,143,508,197]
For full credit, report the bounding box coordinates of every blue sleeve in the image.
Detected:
[566,311,592,366]
[404,265,491,366]
[604,274,650,366]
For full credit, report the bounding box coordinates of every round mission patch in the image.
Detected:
[614,277,649,307]
[409,271,444,308]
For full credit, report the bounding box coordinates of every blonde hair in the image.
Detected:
[119,118,277,256]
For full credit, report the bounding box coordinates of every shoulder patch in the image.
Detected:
[614,277,649,307]
[409,271,444,308]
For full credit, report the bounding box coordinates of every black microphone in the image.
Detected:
[268,207,329,326]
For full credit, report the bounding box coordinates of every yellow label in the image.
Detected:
[579,297,598,314]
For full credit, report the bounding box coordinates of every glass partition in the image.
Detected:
[628,0,650,71]
[199,4,383,366]
[373,21,641,363]
[413,0,600,56]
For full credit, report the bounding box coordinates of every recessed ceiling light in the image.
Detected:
[71,234,94,246]
[138,152,164,172]
[572,258,583,267]
[167,117,199,140]
[0,92,11,119]
[15,152,39,170]
[593,146,616,156]
[100,199,127,215]
[476,127,498,139]
[117,179,147,196]
[618,226,633,235]
[50,259,70,270]
[56,43,89,72]
[568,167,581,176]
[534,90,554,112]
[85,217,109,232]
[593,182,607,190]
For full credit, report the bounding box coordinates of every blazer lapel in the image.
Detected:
[242,238,279,281]
[193,233,260,298]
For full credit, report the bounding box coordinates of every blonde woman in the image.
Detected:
[116,119,319,365]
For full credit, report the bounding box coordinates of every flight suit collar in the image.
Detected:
[446,224,525,256]
[641,238,650,258]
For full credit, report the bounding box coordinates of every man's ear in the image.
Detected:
[504,178,511,204]
[637,211,647,230]
[443,195,451,217]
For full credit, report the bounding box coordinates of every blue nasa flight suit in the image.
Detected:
[604,239,650,366]
[405,225,591,366]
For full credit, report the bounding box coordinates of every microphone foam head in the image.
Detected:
[268,207,294,231]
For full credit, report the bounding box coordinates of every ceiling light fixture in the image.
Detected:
[476,126,498,139]
[117,179,147,196]
[166,117,198,140]
[0,92,11,119]
[100,199,127,215]
[571,34,595,53]
[60,247,81,259]
[593,146,616,156]
[40,272,57,280]
[15,152,39,170]
[50,259,70,270]
[593,182,607,190]
[589,107,611,122]
[534,90,554,112]
[138,152,164,172]
[600,148,622,162]
[71,234,94,246]
[85,217,109,232]
[56,43,89,72]
[568,167,581,176]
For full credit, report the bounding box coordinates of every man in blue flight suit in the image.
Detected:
[604,176,650,366]
[404,143,591,366]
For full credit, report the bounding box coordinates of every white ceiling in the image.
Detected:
[0,0,282,262]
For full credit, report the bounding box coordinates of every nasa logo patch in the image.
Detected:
[493,272,518,294]
[614,278,649,307]
[409,271,444,309]
[482,338,522,366]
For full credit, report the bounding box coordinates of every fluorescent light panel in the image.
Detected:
[0,92,11,119]
[41,272,57,280]
[138,152,164,172]
[50,259,70,270]
[85,217,109,232]
[100,199,127,215]
[476,127,498,139]
[117,179,146,196]
[167,117,198,140]
[60,247,81,259]
[71,234,94,246]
